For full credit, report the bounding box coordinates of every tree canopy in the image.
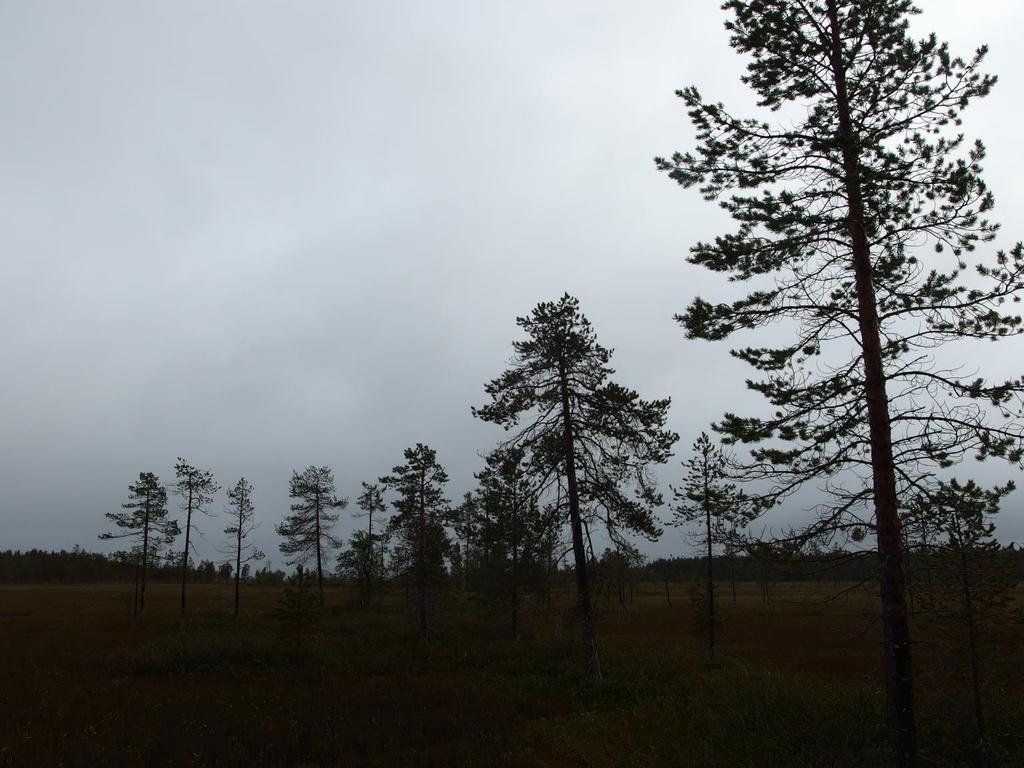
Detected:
[474,294,677,681]
[656,2,1024,763]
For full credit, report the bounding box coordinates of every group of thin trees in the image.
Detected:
[100,465,262,618]
[274,294,677,657]
[663,432,1019,761]
[95,295,678,680]
[90,2,1024,764]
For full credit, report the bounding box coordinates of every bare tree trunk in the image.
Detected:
[558,357,601,683]
[825,3,916,763]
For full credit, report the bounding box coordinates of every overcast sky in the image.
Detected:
[2,1,1023,565]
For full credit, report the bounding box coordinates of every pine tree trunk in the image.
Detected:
[923,522,935,606]
[511,493,520,639]
[180,486,194,617]
[708,499,716,663]
[705,486,716,661]
[314,492,324,609]
[365,509,374,607]
[730,548,737,607]
[511,547,519,639]
[133,559,140,619]
[825,3,916,763]
[558,357,601,683]
[761,561,769,607]
[234,521,242,619]
[546,539,554,609]
[905,530,915,614]
[418,475,428,639]
[957,537,986,743]
[140,491,150,616]
[379,539,387,613]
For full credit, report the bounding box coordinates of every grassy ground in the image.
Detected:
[0,581,1020,767]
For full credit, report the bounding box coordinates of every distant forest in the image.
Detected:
[0,548,286,586]
[7,544,1024,589]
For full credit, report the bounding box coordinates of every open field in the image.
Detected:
[1,581,1021,767]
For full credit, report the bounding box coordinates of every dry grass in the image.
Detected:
[0,581,1020,767]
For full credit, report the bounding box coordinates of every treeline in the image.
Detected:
[0,548,286,585]
[644,545,1024,586]
[10,542,1022,594]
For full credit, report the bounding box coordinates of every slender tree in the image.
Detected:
[904,497,938,609]
[174,458,220,617]
[274,565,321,652]
[224,477,263,618]
[651,558,674,607]
[475,447,545,638]
[533,507,566,609]
[276,466,347,607]
[656,3,1024,762]
[381,444,450,638]
[451,492,480,594]
[670,433,751,660]
[474,294,677,682]
[914,478,1016,749]
[596,544,643,611]
[337,482,389,606]
[100,472,179,617]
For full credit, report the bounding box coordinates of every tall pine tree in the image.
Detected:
[100,472,180,617]
[224,477,263,618]
[656,2,1024,762]
[670,433,751,661]
[337,482,389,606]
[914,478,1016,751]
[475,446,545,639]
[474,294,676,682]
[174,458,220,617]
[276,466,347,607]
[381,444,451,639]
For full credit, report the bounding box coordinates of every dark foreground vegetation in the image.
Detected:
[1,581,1021,768]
